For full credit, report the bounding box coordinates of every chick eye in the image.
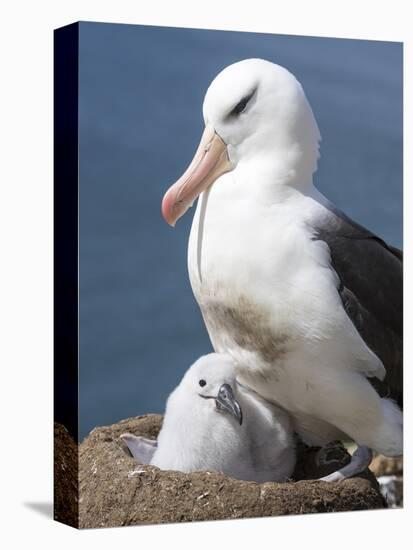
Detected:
[230,90,255,117]
[199,379,206,387]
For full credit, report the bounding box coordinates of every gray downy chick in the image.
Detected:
[121,353,296,482]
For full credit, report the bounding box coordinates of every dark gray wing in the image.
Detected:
[312,201,403,407]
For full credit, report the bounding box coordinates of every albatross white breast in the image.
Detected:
[161,59,403,481]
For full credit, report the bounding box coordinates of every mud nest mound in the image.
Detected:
[54,423,78,527]
[52,414,385,529]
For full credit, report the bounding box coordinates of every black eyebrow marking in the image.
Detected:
[228,88,257,118]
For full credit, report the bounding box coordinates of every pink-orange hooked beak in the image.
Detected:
[161,125,232,226]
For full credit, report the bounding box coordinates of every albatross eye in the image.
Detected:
[229,90,255,117]
[199,379,207,387]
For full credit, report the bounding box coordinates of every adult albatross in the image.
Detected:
[161,59,403,481]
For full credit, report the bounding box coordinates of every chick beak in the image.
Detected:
[215,383,243,425]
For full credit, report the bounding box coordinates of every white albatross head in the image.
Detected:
[162,58,321,226]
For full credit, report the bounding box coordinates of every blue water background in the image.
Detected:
[78,22,402,441]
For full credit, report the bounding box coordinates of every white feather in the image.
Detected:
[124,353,296,482]
[186,59,402,456]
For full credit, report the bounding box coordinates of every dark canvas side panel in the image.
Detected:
[54,22,79,529]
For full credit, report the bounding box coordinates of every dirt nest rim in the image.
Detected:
[55,414,386,529]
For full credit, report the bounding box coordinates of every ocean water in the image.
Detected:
[78,23,402,441]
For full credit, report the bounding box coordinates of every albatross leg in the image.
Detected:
[318,444,372,482]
